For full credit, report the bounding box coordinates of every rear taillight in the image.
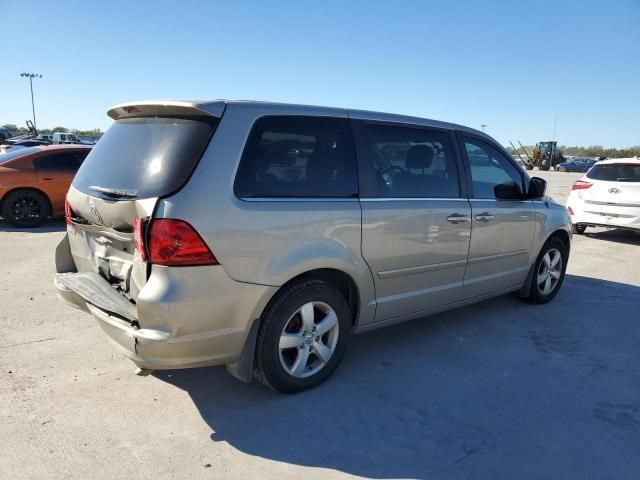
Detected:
[567,206,574,216]
[147,219,218,266]
[133,218,147,262]
[571,180,593,190]
[65,197,78,230]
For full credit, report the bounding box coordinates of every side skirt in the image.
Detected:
[354,284,523,334]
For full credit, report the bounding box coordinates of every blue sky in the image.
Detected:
[1,0,638,147]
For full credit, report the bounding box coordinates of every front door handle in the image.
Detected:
[475,212,495,222]
[42,177,53,181]
[447,213,471,224]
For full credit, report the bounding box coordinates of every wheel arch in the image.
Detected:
[546,228,571,253]
[264,268,361,327]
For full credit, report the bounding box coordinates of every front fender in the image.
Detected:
[532,200,571,261]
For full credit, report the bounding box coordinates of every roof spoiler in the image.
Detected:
[107,100,226,120]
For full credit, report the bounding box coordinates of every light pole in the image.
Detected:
[20,73,42,130]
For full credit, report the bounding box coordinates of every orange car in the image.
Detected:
[0,145,92,227]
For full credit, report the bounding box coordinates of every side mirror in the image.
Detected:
[527,176,547,199]
[494,182,524,200]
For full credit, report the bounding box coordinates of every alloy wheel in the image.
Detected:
[10,195,43,226]
[279,301,339,378]
[537,248,563,295]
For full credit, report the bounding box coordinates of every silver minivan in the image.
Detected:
[55,100,571,393]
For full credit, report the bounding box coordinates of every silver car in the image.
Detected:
[55,100,571,393]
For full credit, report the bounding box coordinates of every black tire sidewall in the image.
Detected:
[255,280,352,393]
[571,224,586,235]
[528,237,568,304]
[2,189,50,228]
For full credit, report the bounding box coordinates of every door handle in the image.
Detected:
[475,212,495,222]
[42,177,53,181]
[447,213,471,224]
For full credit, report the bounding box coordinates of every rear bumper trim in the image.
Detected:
[55,272,138,322]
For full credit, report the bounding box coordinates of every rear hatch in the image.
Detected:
[64,102,222,303]
[579,162,640,211]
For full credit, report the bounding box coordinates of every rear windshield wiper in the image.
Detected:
[89,185,138,198]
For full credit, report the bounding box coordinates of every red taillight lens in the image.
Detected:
[133,218,147,262]
[64,197,72,225]
[567,206,574,216]
[65,197,78,230]
[571,180,593,190]
[148,219,218,266]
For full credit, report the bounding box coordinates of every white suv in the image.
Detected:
[52,132,81,144]
[566,158,640,234]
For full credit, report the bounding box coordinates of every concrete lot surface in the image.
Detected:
[1,171,639,479]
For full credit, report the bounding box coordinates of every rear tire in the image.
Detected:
[524,237,568,304]
[559,166,566,172]
[254,278,352,393]
[1,189,50,228]
[571,223,586,235]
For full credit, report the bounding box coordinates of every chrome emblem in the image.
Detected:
[608,187,621,194]
[88,201,103,224]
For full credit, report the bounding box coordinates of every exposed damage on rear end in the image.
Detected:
[55,100,275,375]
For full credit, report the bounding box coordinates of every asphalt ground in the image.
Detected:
[1,171,639,479]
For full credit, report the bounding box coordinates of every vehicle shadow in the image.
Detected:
[155,274,640,479]
[582,228,640,246]
[0,218,66,233]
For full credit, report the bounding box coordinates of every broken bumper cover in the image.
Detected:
[54,267,276,370]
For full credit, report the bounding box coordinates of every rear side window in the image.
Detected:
[34,151,88,171]
[73,117,216,200]
[234,116,357,198]
[355,123,461,198]
[586,163,640,181]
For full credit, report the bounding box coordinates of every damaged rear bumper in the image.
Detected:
[54,256,276,371]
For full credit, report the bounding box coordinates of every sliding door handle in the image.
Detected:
[475,212,495,222]
[447,213,471,224]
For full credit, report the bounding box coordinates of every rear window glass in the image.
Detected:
[234,116,358,198]
[586,163,640,182]
[72,117,216,199]
[0,146,40,164]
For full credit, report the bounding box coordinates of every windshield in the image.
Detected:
[0,146,41,164]
[586,163,640,182]
[72,116,217,199]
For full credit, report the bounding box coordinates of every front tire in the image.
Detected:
[571,223,586,234]
[559,166,566,172]
[1,189,50,228]
[254,278,352,393]
[524,237,568,304]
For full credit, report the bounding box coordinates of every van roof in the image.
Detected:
[107,99,492,140]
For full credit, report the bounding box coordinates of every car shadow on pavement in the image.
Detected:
[582,228,640,246]
[155,274,640,479]
[0,218,66,233]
